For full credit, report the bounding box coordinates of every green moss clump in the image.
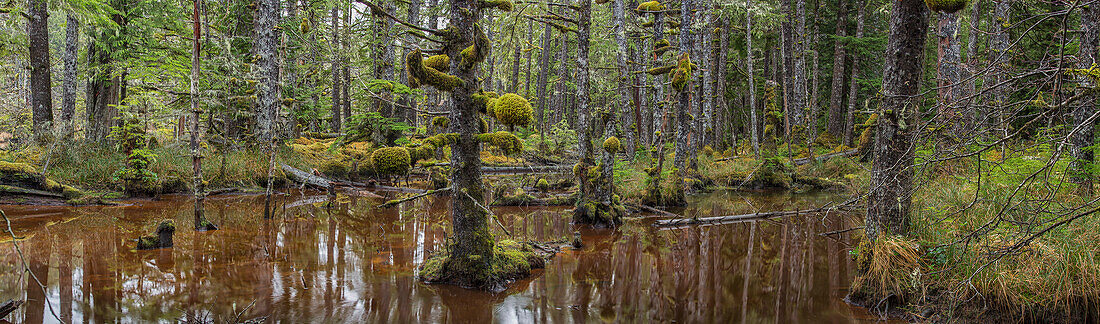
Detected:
[406,49,463,91]
[490,93,534,127]
[653,45,672,56]
[536,178,551,191]
[419,240,545,290]
[431,116,450,131]
[647,64,677,75]
[603,136,621,154]
[925,0,967,13]
[425,133,459,147]
[370,147,412,176]
[642,20,654,27]
[478,0,514,11]
[429,166,449,189]
[671,53,693,92]
[136,220,176,250]
[424,54,451,71]
[635,0,665,13]
[407,143,437,163]
[655,39,670,49]
[476,131,524,155]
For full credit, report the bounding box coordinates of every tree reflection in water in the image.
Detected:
[0,189,871,323]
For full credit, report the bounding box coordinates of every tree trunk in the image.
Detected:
[826,0,849,138]
[401,0,422,124]
[699,0,715,152]
[866,0,929,242]
[484,15,496,90]
[843,0,866,147]
[86,40,119,142]
[343,0,354,122]
[191,0,212,229]
[674,0,694,173]
[510,34,521,93]
[28,0,53,140]
[1072,2,1098,195]
[613,0,636,158]
[285,0,300,137]
[535,18,552,150]
[987,0,1011,138]
[60,14,80,135]
[936,11,963,132]
[747,0,760,156]
[649,13,667,143]
[254,0,280,141]
[331,5,343,131]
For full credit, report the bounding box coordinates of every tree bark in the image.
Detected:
[613,0,636,157]
[649,12,667,143]
[827,0,849,138]
[747,0,760,155]
[191,0,212,229]
[377,2,396,118]
[1071,2,1098,195]
[699,0,715,152]
[936,11,963,132]
[331,4,343,131]
[866,0,929,242]
[86,38,119,142]
[401,0,422,124]
[254,0,280,141]
[535,17,553,149]
[60,14,80,135]
[28,0,53,140]
[674,0,694,173]
[843,0,866,147]
[987,0,1011,138]
[285,0,300,137]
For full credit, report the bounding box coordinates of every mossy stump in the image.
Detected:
[136,220,176,250]
[419,240,548,292]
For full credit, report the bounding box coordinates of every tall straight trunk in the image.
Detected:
[716,17,730,149]
[573,0,618,226]
[286,0,300,136]
[1072,3,1099,195]
[866,0,929,242]
[331,5,343,131]
[650,13,667,142]
[402,0,422,123]
[987,0,1011,139]
[807,0,821,140]
[827,0,849,138]
[343,0,354,122]
[524,20,535,97]
[698,0,714,152]
[535,19,552,148]
[28,0,53,140]
[377,2,396,118]
[254,0,280,141]
[484,15,496,90]
[553,29,568,127]
[191,0,211,228]
[60,14,80,134]
[631,27,649,145]
[965,0,982,130]
[510,35,521,93]
[843,0,866,147]
[613,0,636,157]
[746,0,760,155]
[936,11,962,129]
[86,40,119,142]
[793,0,807,134]
[674,0,694,187]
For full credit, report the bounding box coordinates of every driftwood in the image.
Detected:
[654,207,853,227]
[481,165,571,174]
[625,202,684,218]
[206,187,242,196]
[792,150,859,166]
[335,180,426,193]
[0,185,64,198]
[378,187,452,208]
[280,164,334,190]
[0,299,22,319]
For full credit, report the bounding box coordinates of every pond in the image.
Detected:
[0,189,875,323]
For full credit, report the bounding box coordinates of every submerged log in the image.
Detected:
[0,185,64,198]
[654,207,855,227]
[281,163,334,190]
[378,187,452,208]
[625,202,684,218]
[136,220,178,250]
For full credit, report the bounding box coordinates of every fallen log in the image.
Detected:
[793,150,859,166]
[378,187,452,208]
[625,202,684,218]
[654,207,854,227]
[0,185,64,198]
[335,180,426,194]
[0,299,22,319]
[481,165,571,174]
[280,164,334,190]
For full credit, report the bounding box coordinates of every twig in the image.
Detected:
[818,226,864,237]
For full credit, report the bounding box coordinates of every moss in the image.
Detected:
[490,93,534,127]
[635,0,665,13]
[647,64,677,75]
[573,163,586,179]
[406,49,463,91]
[642,20,654,27]
[431,116,450,131]
[476,131,524,155]
[925,0,967,13]
[425,133,459,147]
[536,178,551,191]
[370,147,412,176]
[603,136,621,154]
[654,39,670,49]
[671,53,693,92]
[653,45,672,56]
[429,166,449,189]
[478,0,514,11]
[419,239,544,290]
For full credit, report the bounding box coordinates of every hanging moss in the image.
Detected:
[647,64,677,75]
[371,147,412,176]
[406,49,463,91]
[478,0,514,11]
[925,0,967,13]
[635,0,665,13]
[603,137,621,154]
[476,131,524,155]
[425,133,459,147]
[490,93,534,127]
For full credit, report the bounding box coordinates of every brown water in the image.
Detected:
[0,189,872,323]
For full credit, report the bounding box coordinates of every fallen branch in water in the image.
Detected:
[654,205,858,227]
[625,202,684,218]
[819,226,864,236]
[792,149,859,166]
[280,164,334,190]
[0,299,23,320]
[378,187,452,208]
[0,185,64,198]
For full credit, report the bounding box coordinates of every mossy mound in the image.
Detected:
[136,220,176,250]
[370,147,412,176]
[671,53,693,92]
[490,93,534,127]
[603,137,621,154]
[536,178,551,191]
[925,0,967,13]
[431,116,450,131]
[424,54,451,71]
[477,131,524,155]
[478,0,514,11]
[406,49,463,91]
[635,0,665,13]
[574,195,626,228]
[0,161,85,200]
[419,240,546,291]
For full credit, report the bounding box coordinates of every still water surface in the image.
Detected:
[0,189,871,323]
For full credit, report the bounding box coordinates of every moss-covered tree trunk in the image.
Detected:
[649,13,667,143]
[671,0,693,205]
[572,0,621,227]
[1072,2,1099,195]
[254,0,279,141]
[746,0,761,156]
[843,0,866,147]
[613,0,635,158]
[28,0,53,141]
[827,0,849,139]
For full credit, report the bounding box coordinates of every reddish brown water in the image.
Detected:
[0,189,872,323]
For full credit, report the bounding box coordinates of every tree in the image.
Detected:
[28,0,53,140]
[931,0,967,135]
[746,0,761,156]
[843,0,866,147]
[331,3,343,131]
[826,0,849,139]
[1071,1,1099,195]
[192,0,216,230]
[866,0,929,242]
[59,13,80,135]
[254,0,280,141]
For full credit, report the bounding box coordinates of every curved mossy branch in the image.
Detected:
[406,49,464,91]
[523,15,578,33]
[647,64,676,75]
[460,25,491,69]
[478,0,515,11]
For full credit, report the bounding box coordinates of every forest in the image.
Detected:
[0,0,1098,322]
